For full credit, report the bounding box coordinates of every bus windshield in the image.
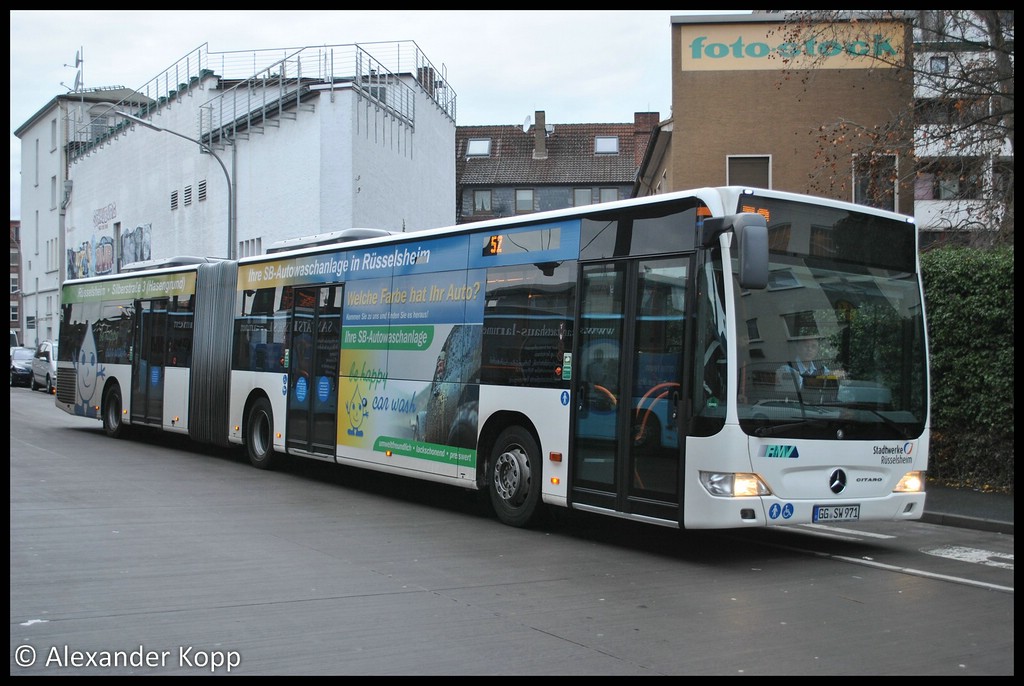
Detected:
[730,196,928,441]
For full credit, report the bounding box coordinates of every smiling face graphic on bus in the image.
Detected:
[345,381,369,436]
[74,322,105,415]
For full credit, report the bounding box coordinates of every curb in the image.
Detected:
[920,511,1014,535]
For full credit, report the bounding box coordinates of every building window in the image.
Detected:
[515,189,534,213]
[10,249,17,265]
[993,160,1013,198]
[50,176,58,210]
[746,318,762,343]
[783,311,819,338]
[727,156,770,188]
[11,275,19,293]
[916,99,955,126]
[914,159,983,200]
[573,188,591,207]
[47,238,58,272]
[473,189,492,212]
[917,97,988,126]
[853,154,896,211]
[929,56,949,74]
[466,139,491,157]
[595,136,619,154]
[809,225,838,258]
[10,304,18,322]
[171,190,179,211]
[599,188,618,203]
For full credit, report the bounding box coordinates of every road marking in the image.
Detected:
[923,545,1014,571]
[735,534,1014,594]
[798,523,896,539]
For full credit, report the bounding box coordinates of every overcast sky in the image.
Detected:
[9,9,752,220]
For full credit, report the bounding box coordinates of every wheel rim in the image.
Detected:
[493,444,530,505]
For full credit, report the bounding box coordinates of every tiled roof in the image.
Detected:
[456,114,658,186]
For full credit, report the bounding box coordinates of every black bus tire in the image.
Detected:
[246,396,277,470]
[102,383,125,439]
[488,426,544,528]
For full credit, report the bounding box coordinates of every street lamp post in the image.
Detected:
[116,112,235,259]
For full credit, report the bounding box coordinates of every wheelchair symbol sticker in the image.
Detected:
[769,503,795,520]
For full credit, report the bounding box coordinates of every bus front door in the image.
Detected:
[571,258,687,523]
[286,285,342,457]
[130,299,167,426]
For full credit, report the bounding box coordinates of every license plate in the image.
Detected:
[813,504,860,522]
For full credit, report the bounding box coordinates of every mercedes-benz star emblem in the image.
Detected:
[829,468,847,494]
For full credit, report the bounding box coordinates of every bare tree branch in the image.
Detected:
[773,10,1014,246]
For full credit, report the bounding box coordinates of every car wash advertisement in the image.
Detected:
[237,235,485,473]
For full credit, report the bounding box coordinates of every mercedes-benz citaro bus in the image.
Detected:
[55,187,928,530]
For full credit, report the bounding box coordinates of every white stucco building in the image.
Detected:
[18,40,456,308]
[16,85,141,345]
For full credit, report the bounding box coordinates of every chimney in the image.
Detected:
[634,112,659,130]
[633,111,660,166]
[533,110,547,160]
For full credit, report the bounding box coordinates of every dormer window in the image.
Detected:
[595,136,619,155]
[467,139,491,156]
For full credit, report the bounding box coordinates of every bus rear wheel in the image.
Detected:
[102,383,125,439]
[488,426,543,528]
[246,397,277,470]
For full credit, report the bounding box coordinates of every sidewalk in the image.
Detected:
[921,484,1014,535]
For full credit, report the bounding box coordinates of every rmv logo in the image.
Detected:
[760,445,800,458]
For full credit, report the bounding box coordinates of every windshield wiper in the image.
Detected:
[780,366,808,418]
[858,407,910,439]
[754,418,828,437]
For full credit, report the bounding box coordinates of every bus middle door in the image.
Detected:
[286,285,343,458]
[130,298,168,426]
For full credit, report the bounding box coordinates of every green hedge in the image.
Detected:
[920,246,1014,492]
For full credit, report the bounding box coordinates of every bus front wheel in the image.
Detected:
[246,397,278,470]
[488,426,543,528]
[102,384,125,439]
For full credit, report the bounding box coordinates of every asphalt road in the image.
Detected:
[10,387,1014,676]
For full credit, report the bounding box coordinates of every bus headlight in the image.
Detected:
[700,471,771,497]
[894,471,925,493]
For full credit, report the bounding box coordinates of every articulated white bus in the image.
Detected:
[56,187,929,529]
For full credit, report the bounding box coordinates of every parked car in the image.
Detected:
[11,346,35,387]
[31,340,58,393]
